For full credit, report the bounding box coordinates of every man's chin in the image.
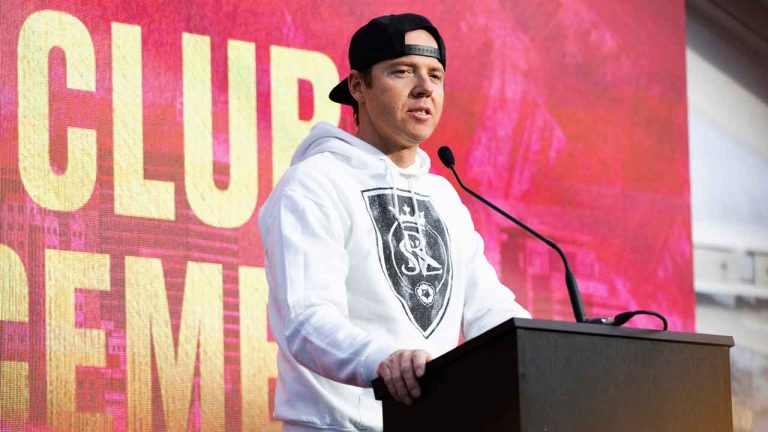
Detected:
[403,126,436,145]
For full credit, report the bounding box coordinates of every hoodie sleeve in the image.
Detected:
[262,186,397,387]
[458,204,532,340]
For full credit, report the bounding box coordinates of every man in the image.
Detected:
[259,13,530,431]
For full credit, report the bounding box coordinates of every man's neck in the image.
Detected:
[356,124,418,168]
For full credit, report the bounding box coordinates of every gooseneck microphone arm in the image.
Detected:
[437,146,669,330]
[437,146,590,323]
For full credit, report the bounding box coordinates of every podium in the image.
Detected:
[372,318,734,431]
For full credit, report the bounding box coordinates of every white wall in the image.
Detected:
[687,20,768,253]
[687,4,768,430]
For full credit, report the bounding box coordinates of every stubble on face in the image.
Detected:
[352,29,445,168]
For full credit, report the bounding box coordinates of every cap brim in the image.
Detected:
[329,76,356,106]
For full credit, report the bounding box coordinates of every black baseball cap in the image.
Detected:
[329,13,447,106]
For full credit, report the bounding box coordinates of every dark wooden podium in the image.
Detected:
[373,318,734,431]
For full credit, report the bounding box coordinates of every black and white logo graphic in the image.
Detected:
[362,188,453,338]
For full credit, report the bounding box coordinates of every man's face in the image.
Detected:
[355,30,445,151]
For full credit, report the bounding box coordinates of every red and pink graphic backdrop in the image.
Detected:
[0,1,690,430]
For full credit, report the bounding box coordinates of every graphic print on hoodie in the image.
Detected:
[363,187,453,338]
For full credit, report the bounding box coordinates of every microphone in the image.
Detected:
[438,146,669,330]
[438,146,589,323]
[437,146,455,168]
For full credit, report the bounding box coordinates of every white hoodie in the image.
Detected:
[259,122,530,431]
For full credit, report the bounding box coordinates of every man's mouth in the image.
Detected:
[407,107,432,118]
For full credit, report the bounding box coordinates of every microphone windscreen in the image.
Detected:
[437,146,455,168]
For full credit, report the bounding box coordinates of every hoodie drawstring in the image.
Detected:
[385,161,426,262]
[407,177,426,250]
[386,163,404,233]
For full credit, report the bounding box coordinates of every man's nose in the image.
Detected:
[410,71,434,98]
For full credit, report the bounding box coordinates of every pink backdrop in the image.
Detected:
[0,1,690,430]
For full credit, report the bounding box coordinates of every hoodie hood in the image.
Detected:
[290,122,431,177]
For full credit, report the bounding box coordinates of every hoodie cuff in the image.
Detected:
[359,342,398,387]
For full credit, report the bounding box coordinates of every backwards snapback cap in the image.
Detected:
[329,13,447,106]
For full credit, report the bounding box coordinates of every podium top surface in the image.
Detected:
[511,318,734,346]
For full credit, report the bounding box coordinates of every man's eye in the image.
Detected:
[394,69,412,75]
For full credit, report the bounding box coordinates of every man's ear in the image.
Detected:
[348,70,366,106]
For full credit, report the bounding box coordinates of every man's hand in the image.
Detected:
[376,349,432,406]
